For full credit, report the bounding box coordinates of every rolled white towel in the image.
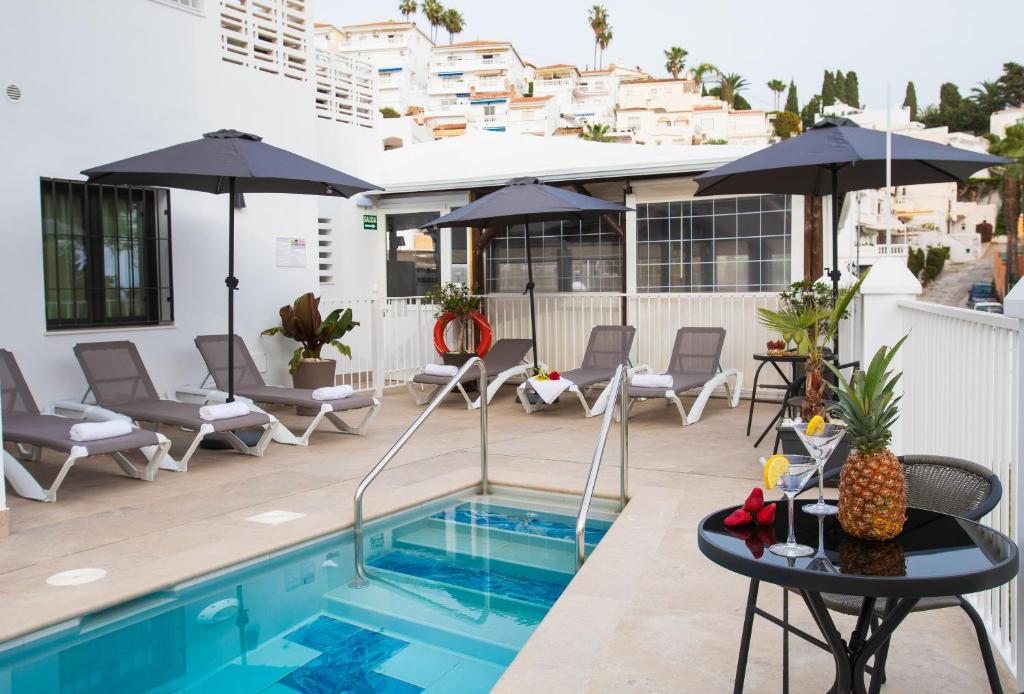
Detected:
[424,363,460,377]
[312,384,354,401]
[199,401,251,421]
[69,419,134,442]
[631,373,674,389]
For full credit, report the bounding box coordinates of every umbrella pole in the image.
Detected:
[523,215,539,371]
[227,177,237,402]
[830,167,841,358]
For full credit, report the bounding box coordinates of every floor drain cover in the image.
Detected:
[46,568,107,586]
[245,510,306,525]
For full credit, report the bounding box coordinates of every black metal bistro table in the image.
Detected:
[746,352,808,447]
[698,501,1018,694]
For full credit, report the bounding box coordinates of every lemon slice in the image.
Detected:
[805,415,825,436]
[763,454,790,489]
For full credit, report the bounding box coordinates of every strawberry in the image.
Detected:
[724,508,753,528]
[755,502,777,526]
[549,371,560,380]
[742,487,765,514]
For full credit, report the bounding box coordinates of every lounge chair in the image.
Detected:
[621,327,743,426]
[408,338,537,409]
[516,325,636,418]
[1,349,171,501]
[183,334,380,446]
[68,341,277,472]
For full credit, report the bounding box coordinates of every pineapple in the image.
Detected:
[839,537,906,577]
[830,337,908,541]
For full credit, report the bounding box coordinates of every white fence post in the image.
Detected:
[858,258,922,455]
[1005,279,1024,689]
[371,296,385,397]
[0,405,9,537]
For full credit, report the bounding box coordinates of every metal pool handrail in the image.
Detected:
[575,362,628,569]
[351,357,489,588]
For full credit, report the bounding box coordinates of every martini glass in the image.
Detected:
[761,455,817,558]
[794,422,845,516]
[806,513,837,573]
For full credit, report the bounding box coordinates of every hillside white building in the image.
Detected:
[315,20,434,115]
[991,106,1024,138]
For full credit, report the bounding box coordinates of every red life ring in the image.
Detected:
[433,311,492,357]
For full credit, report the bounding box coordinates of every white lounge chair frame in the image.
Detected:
[407,359,544,410]
[620,364,743,426]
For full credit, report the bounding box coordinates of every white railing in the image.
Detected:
[899,300,1022,681]
[323,292,786,397]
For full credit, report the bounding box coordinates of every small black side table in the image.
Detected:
[746,352,808,446]
[698,502,1018,694]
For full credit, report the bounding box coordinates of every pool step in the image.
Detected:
[429,502,610,546]
[392,517,585,575]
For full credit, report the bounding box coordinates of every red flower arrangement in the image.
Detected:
[549,371,560,381]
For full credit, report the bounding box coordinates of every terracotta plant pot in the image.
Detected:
[292,358,336,416]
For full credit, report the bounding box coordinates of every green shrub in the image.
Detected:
[380,107,401,119]
[907,247,925,277]
[924,246,947,279]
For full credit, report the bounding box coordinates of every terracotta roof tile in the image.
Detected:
[511,95,554,104]
[553,127,583,136]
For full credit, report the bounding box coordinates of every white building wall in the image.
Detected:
[1,0,380,404]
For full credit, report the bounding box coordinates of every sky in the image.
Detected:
[316,0,1023,113]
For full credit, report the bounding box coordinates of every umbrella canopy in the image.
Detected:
[426,177,631,369]
[694,118,1007,198]
[83,129,381,401]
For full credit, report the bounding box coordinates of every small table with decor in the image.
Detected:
[698,501,1018,694]
[746,352,810,447]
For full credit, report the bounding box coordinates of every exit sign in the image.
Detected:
[362,214,377,230]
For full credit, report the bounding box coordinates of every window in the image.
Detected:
[40,178,173,330]
[485,217,624,293]
[636,195,790,293]
[385,211,440,297]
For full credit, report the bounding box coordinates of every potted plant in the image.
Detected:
[262,292,358,415]
[423,282,488,367]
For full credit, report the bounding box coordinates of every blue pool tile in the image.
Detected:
[368,549,567,606]
[284,615,362,653]
[422,658,505,694]
[278,628,416,694]
[433,504,608,545]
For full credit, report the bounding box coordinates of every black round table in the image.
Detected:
[698,501,1018,694]
[746,352,809,447]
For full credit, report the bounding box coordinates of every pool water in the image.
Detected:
[0,488,616,693]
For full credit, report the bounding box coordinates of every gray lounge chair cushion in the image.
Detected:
[73,341,271,431]
[412,339,534,387]
[526,327,636,391]
[626,328,726,398]
[3,413,161,456]
[0,348,42,417]
[195,335,375,413]
[235,385,376,412]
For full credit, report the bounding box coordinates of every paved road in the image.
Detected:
[920,246,995,307]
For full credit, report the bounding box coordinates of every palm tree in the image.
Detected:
[580,122,613,142]
[399,0,417,21]
[441,8,465,44]
[691,62,718,95]
[767,78,786,111]
[971,80,1007,117]
[986,125,1024,289]
[718,72,749,109]
[422,0,445,43]
[597,27,613,70]
[664,46,688,79]
[587,5,607,70]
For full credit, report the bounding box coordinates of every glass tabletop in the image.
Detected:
[698,501,1018,598]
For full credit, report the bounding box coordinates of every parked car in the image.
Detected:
[973,301,1004,314]
[968,281,997,305]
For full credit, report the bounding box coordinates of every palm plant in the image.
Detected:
[664,46,688,79]
[422,0,445,43]
[580,122,613,142]
[597,27,613,69]
[399,0,418,21]
[971,80,1007,117]
[758,274,866,419]
[441,8,464,44]
[587,5,607,70]
[767,78,786,111]
[691,62,718,95]
[986,123,1024,289]
[718,72,749,109]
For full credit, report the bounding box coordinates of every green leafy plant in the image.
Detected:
[907,247,925,277]
[424,282,481,353]
[262,292,358,374]
[380,106,401,119]
[827,335,907,455]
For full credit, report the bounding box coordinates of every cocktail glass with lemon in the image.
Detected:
[794,415,845,516]
[762,454,817,558]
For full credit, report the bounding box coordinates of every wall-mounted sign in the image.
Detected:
[275,237,306,268]
[363,214,378,230]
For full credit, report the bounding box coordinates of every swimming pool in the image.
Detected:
[0,488,617,693]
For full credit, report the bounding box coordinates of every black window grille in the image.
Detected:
[40,178,173,330]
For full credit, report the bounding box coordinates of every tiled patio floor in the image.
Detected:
[1,388,1015,692]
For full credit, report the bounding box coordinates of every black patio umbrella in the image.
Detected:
[694,118,1009,299]
[427,177,631,370]
[83,129,381,400]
